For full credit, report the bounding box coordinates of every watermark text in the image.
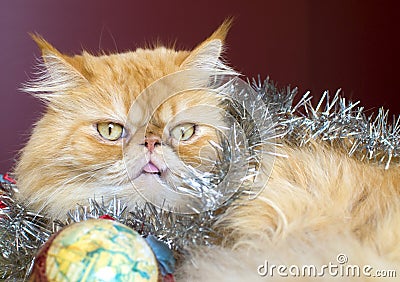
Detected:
[257,254,397,278]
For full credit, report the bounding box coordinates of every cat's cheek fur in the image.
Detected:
[174,126,219,167]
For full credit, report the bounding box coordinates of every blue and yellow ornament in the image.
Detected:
[30,219,159,281]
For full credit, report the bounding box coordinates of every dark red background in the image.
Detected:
[1,0,399,173]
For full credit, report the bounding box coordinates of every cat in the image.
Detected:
[16,21,235,218]
[15,19,400,281]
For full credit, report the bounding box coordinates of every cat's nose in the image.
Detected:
[144,136,161,153]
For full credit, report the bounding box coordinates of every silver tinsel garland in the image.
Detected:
[255,77,399,168]
[1,76,399,280]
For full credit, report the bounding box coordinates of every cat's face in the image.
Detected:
[16,21,237,218]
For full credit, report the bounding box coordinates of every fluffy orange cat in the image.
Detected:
[15,20,400,281]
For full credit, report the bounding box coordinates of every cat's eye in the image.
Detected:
[170,123,195,141]
[97,122,124,141]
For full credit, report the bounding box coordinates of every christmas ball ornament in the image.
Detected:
[30,219,159,281]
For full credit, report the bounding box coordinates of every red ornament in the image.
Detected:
[99,214,114,220]
[30,231,58,281]
[163,273,176,282]
[0,193,6,210]
[0,201,6,209]
[3,174,16,184]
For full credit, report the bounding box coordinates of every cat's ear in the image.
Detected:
[24,34,88,98]
[181,18,234,72]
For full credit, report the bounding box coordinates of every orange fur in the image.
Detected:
[179,142,400,281]
[16,20,400,281]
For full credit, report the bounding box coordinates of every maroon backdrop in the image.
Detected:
[1,0,399,172]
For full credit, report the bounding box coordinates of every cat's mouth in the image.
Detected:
[142,162,162,176]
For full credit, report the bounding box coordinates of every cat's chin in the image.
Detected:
[131,172,169,195]
[137,171,165,184]
[129,171,193,211]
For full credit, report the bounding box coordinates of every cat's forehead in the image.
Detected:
[82,48,189,92]
[77,50,222,132]
[125,89,223,133]
[73,48,192,122]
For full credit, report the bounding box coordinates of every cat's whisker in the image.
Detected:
[98,25,105,51]
[39,178,96,217]
[31,160,115,175]
[57,164,115,187]
[33,163,117,217]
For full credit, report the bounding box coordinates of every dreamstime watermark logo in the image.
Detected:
[257,254,397,278]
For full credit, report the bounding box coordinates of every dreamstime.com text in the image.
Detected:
[257,254,397,278]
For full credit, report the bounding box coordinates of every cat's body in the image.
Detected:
[186,142,400,281]
[15,21,400,281]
